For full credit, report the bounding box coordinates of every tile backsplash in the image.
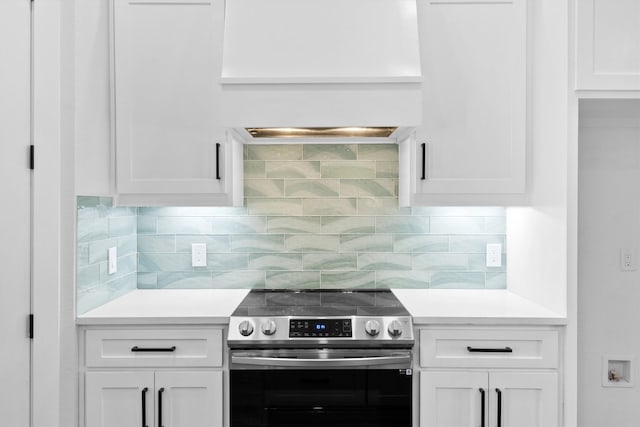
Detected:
[76,144,506,313]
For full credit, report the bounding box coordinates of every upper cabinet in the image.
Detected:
[111,0,242,206]
[576,0,640,93]
[402,0,527,206]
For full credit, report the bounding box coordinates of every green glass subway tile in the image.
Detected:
[244,179,285,197]
[77,243,90,268]
[107,207,138,217]
[157,272,213,289]
[157,217,212,235]
[303,198,357,216]
[468,254,506,272]
[212,271,266,288]
[266,271,320,289]
[76,264,101,291]
[175,235,230,253]
[320,161,376,179]
[485,216,507,233]
[429,217,485,234]
[230,234,286,253]
[303,254,357,271]
[358,253,412,271]
[205,254,249,270]
[105,272,137,296]
[285,234,340,253]
[375,271,429,289]
[109,216,137,237]
[357,198,409,216]
[247,144,303,160]
[77,285,112,315]
[321,216,375,234]
[340,235,393,253]
[303,144,357,160]
[411,207,506,217]
[375,161,399,178]
[138,235,175,253]
[485,272,507,289]
[340,179,397,197]
[376,216,430,233]
[76,206,103,221]
[117,235,138,257]
[246,198,303,216]
[429,272,485,289]
[137,272,158,289]
[99,254,137,282]
[321,271,375,289]
[266,161,321,179]
[450,236,505,254]
[412,253,469,271]
[244,161,266,179]
[393,235,449,253]
[267,216,322,234]
[137,216,157,234]
[249,253,303,270]
[138,207,247,217]
[357,144,398,161]
[138,253,192,272]
[212,217,266,234]
[77,218,109,243]
[77,196,102,209]
[285,180,340,197]
[88,238,119,264]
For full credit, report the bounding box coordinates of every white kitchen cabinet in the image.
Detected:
[576,0,640,92]
[403,0,527,205]
[111,0,242,206]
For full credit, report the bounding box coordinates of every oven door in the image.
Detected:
[230,349,413,427]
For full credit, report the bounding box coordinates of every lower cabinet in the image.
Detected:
[420,370,558,427]
[85,371,222,427]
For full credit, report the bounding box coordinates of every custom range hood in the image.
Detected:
[220,0,422,141]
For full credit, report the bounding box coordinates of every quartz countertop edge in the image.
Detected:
[392,289,567,325]
[76,289,250,325]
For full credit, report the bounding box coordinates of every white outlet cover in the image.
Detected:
[192,243,207,267]
[107,247,117,275]
[486,243,502,267]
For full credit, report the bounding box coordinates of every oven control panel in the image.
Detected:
[289,318,352,338]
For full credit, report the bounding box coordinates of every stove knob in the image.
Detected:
[261,319,277,336]
[365,320,381,337]
[238,320,254,337]
[387,320,403,338]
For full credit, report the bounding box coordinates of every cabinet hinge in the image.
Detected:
[29,314,34,339]
[29,145,34,170]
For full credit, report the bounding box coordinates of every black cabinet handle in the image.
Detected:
[496,388,502,427]
[420,142,426,180]
[131,346,176,352]
[141,387,148,427]
[479,388,485,427]
[466,346,513,353]
[216,143,221,180]
[158,387,165,427]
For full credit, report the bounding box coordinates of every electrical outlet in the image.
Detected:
[486,243,502,267]
[192,243,207,267]
[108,247,117,275]
[621,248,636,271]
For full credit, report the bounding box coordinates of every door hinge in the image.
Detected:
[29,314,34,339]
[29,145,34,170]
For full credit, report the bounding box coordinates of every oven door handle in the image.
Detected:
[231,354,412,368]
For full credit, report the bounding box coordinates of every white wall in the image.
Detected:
[578,99,640,427]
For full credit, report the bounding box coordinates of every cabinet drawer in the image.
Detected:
[420,328,558,369]
[85,328,223,368]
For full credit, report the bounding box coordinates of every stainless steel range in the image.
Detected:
[228,289,414,427]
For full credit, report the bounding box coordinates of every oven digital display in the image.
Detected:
[289,319,352,338]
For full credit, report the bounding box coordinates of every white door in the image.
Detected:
[0,0,32,425]
[489,371,558,427]
[155,371,223,427]
[420,371,488,427]
[85,371,155,427]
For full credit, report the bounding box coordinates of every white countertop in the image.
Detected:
[76,289,250,325]
[392,289,566,325]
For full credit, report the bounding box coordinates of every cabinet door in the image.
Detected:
[576,0,640,91]
[489,371,558,427]
[85,371,155,427]
[420,371,488,427]
[413,0,526,201]
[113,0,231,200]
[155,371,223,427]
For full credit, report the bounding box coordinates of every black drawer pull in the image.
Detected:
[496,388,503,427]
[467,346,513,353]
[216,142,221,180]
[420,142,426,180]
[131,346,176,353]
[141,387,148,427]
[479,388,485,427]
